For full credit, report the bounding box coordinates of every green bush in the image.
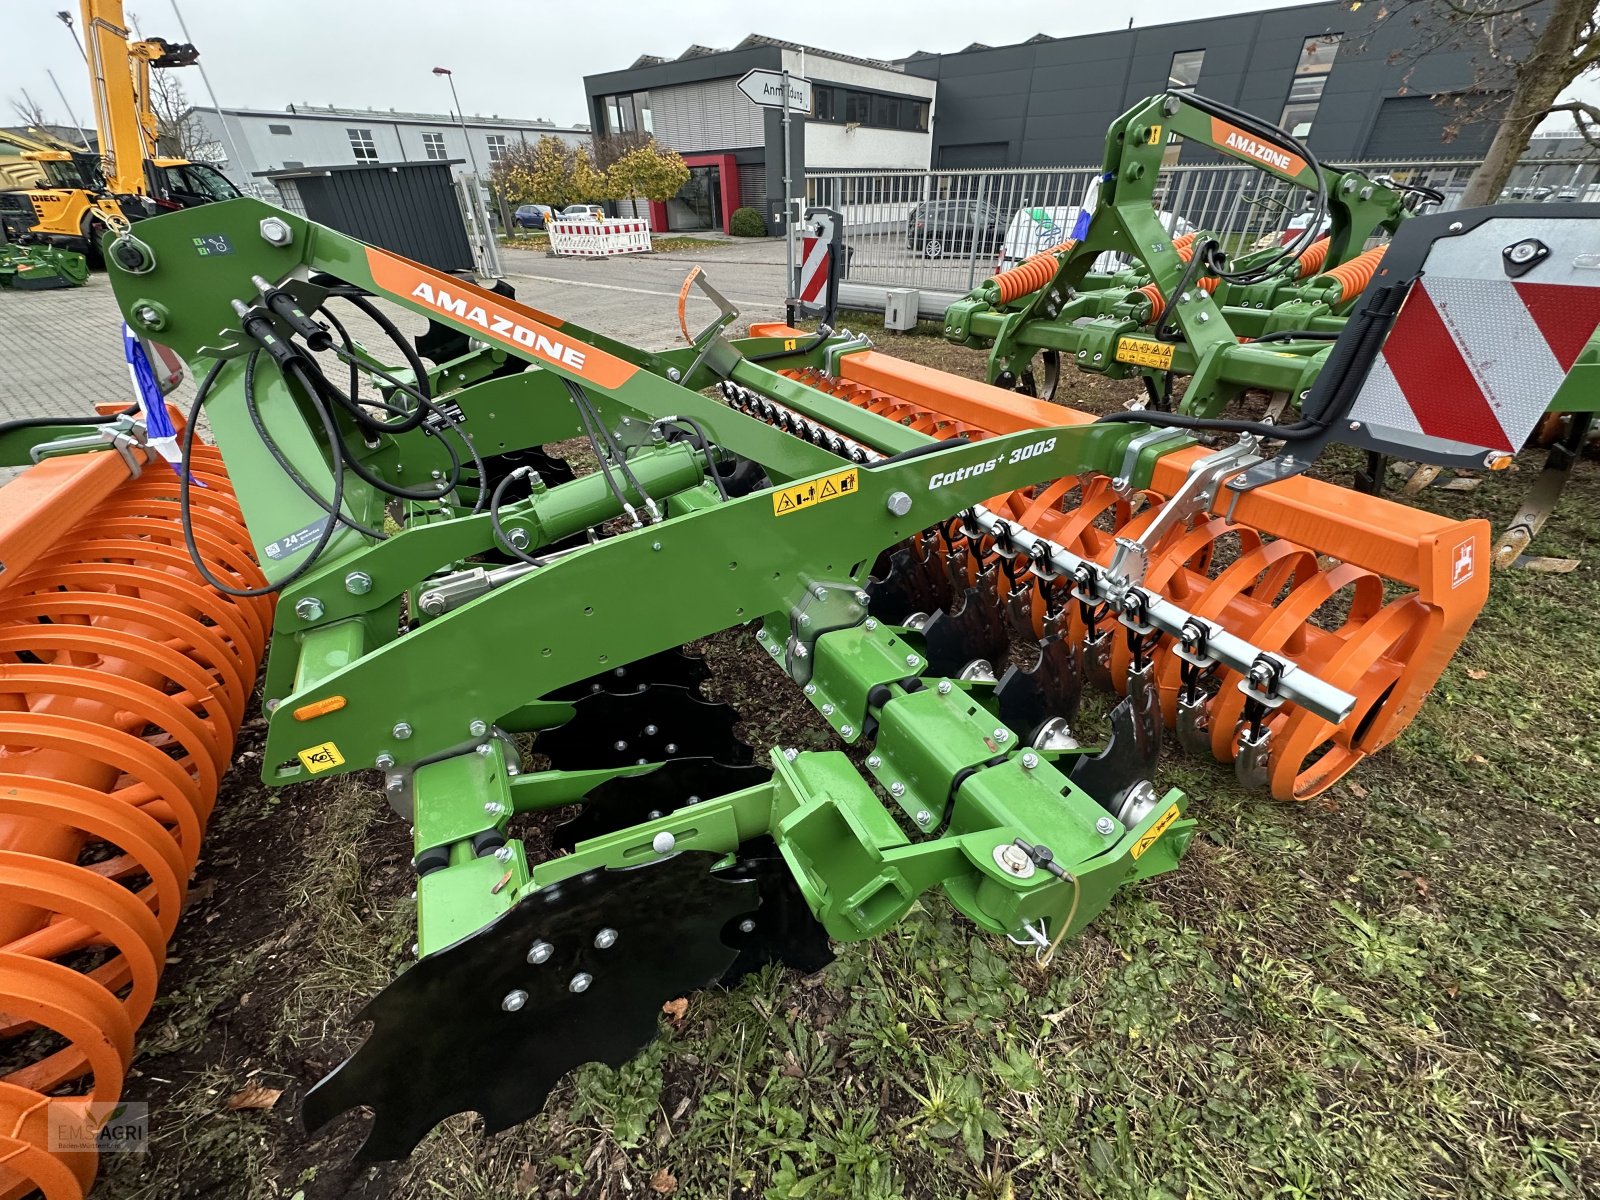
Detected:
[729,206,768,237]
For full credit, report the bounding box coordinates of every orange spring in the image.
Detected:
[989,239,1077,304]
[757,344,1490,804]
[1294,237,1331,279]
[0,442,270,1199]
[1136,274,1219,323]
[1317,243,1386,305]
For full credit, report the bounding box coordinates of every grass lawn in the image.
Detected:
[102,327,1599,1200]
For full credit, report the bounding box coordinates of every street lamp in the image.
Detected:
[431,67,484,179]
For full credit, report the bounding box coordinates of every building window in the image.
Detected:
[1280,34,1341,137]
[421,131,447,160]
[600,92,651,136]
[268,123,292,135]
[809,86,927,132]
[1168,50,1204,93]
[347,128,377,162]
[1164,51,1205,164]
[485,133,508,164]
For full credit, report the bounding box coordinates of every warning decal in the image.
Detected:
[772,468,858,517]
[297,741,346,774]
[1115,337,1177,370]
[1130,804,1180,860]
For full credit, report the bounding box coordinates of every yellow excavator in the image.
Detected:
[0,0,240,263]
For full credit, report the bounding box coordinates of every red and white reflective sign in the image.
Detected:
[1349,218,1600,458]
[795,209,839,314]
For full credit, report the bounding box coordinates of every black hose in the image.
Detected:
[654,416,729,501]
[488,468,544,565]
[0,407,135,438]
[180,358,342,596]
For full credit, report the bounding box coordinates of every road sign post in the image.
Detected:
[738,69,812,324]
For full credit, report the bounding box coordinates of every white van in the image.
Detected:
[995,204,1192,274]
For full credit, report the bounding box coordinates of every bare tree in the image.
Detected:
[1350,0,1600,205]
[147,69,221,163]
[8,90,51,129]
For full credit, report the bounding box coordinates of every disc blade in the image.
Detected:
[538,685,752,770]
[545,648,712,701]
[553,758,772,851]
[302,852,756,1160]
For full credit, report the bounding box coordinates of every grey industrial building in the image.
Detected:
[901,1,1509,167]
[582,1,1557,232]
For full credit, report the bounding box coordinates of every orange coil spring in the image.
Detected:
[1137,236,1332,323]
[775,366,1470,802]
[0,444,270,1199]
[989,239,1078,305]
[1294,237,1331,279]
[1317,243,1386,304]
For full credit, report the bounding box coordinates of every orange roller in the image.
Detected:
[0,435,268,1199]
[752,335,1488,802]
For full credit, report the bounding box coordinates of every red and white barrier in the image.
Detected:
[548,218,652,257]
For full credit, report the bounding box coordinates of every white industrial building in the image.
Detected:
[187,104,590,201]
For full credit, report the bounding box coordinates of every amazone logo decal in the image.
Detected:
[408,282,587,371]
[1210,118,1306,177]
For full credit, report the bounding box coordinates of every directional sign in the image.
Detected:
[737,69,812,114]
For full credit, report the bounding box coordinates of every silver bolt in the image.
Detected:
[993,728,1010,744]
[502,989,528,1012]
[905,654,920,668]
[494,845,514,863]
[739,918,756,933]
[386,777,403,793]
[1197,312,1211,323]
[644,724,659,737]
[265,698,280,713]
[1449,221,1463,233]
[1021,752,1039,769]
[840,724,854,737]
[136,305,159,325]
[867,755,882,769]
[419,591,445,615]
[259,216,293,246]
[469,719,488,737]
[392,722,413,740]
[375,753,395,770]
[997,843,1033,876]
[937,680,952,695]
[664,742,678,754]
[1096,816,1116,836]
[865,618,878,631]
[484,801,504,816]
[783,747,799,762]
[652,831,677,854]
[475,743,493,757]
[412,942,419,956]
[886,491,913,517]
[652,541,662,551]
[855,591,870,605]
[813,585,828,599]
[666,367,682,382]
[294,596,324,621]
[822,703,835,716]
[594,928,618,949]
[614,740,628,752]
[914,808,932,825]
[804,683,817,696]
[1349,421,1362,431]
[890,782,906,797]
[508,528,530,549]
[527,940,553,964]
[344,571,372,595]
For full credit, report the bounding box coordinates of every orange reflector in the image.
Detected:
[293,695,347,721]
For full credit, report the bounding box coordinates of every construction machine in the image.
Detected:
[0,88,1595,1196]
[2,0,239,262]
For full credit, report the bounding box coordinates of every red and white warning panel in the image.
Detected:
[795,208,842,317]
[1346,213,1600,466]
[548,218,652,258]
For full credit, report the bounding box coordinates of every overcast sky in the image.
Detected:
[8,0,1593,134]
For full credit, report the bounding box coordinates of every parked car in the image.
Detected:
[906,199,1004,258]
[557,204,606,223]
[514,203,554,230]
[994,205,1190,272]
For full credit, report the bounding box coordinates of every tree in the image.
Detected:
[591,129,655,174]
[1349,0,1600,205]
[570,146,610,202]
[147,70,223,162]
[9,90,50,129]
[606,139,690,224]
[490,134,579,209]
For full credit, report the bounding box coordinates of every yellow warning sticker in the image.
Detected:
[1116,337,1177,370]
[1146,123,1163,145]
[297,741,346,774]
[772,468,858,517]
[1130,804,1180,860]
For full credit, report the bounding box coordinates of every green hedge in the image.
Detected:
[729,207,768,237]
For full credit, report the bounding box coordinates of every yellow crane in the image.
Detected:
[1,0,239,260]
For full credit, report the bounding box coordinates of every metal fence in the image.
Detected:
[810,154,1600,295]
